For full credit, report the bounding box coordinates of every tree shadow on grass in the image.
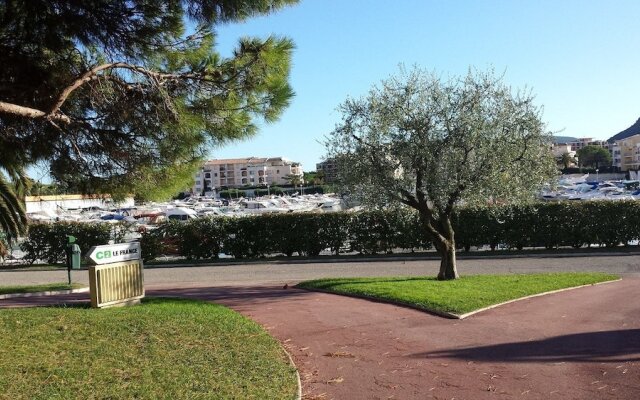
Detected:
[413,329,640,363]
[297,277,432,290]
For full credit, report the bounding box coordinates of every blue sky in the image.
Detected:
[210,0,640,171]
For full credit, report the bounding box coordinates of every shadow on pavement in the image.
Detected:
[148,285,311,308]
[415,329,640,363]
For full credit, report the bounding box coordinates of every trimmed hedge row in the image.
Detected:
[454,201,640,250]
[141,201,640,261]
[139,211,425,261]
[20,222,109,264]
[21,201,640,264]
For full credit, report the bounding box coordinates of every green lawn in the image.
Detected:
[297,273,618,316]
[0,282,86,295]
[0,298,297,399]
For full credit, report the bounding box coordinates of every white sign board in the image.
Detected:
[87,242,141,265]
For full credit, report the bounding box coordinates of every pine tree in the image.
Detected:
[0,0,297,201]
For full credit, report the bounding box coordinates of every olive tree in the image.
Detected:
[327,68,557,279]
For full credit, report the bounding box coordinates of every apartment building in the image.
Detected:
[609,135,640,171]
[553,136,615,168]
[607,117,640,172]
[561,137,609,152]
[316,158,339,183]
[193,157,303,193]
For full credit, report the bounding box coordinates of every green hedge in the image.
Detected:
[218,189,244,199]
[20,222,114,264]
[25,202,640,263]
[454,201,640,250]
[139,201,640,261]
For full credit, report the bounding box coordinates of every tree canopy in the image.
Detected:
[326,67,556,279]
[576,145,612,169]
[0,0,297,200]
[559,151,577,169]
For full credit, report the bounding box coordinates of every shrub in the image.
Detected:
[178,217,227,260]
[394,209,431,252]
[218,189,243,199]
[316,212,351,255]
[349,210,397,254]
[139,221,183,261]
[222,216,274,258]
[136,201,640,262]
[21,222,112,264]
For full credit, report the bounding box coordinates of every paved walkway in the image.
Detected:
[2,277,639,399]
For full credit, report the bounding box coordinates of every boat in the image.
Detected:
[165,207,199,221]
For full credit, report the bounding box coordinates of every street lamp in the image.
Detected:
[596,168,599,182]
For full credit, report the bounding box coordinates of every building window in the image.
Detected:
[205,173,211,179]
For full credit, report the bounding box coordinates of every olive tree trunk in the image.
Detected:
[425,215,459,280]
[434,238,459,280]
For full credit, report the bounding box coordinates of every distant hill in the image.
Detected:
[552,135,578,144]
[608,117,640,143]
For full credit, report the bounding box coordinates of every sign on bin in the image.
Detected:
[87,242,141,265]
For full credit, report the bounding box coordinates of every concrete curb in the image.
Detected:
[298,277,623,320]
[281,345,303,400]
[0,287,89,300]
[454,278,623,319]
[296,287,462,320]
[0,290,302,400]
[147,292,302,399]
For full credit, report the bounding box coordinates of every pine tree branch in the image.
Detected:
[0,101,71,124]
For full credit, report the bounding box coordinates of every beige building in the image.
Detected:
[551,143,577,166]
[566,138,608,152]
[193,157,303,193]
[553,137,614,168]
[611,134,640,171]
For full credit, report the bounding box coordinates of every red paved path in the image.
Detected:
[2,279,639,399]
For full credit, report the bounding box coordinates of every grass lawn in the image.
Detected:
[0,282,86,295]
[297,272,618,316]
[0,298,297,399]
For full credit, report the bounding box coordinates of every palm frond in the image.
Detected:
[0,173,27,242]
